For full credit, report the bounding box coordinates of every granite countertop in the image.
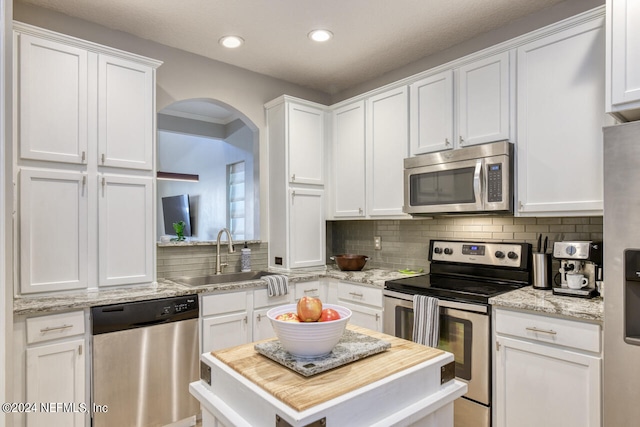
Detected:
[489,286,603,323]
[13,266,420,316]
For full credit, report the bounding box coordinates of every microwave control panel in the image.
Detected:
[487,163,503,203]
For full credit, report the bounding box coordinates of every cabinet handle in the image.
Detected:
[78,345,83,355]
[459,136,464,145]
[101,153,105,164]
[256,313,262,322]
[375,313,380,321]
[526,326,557,335]
[445,138,451,146]
[82,176,86,186]
[81,151,86,162]
[518,201,524,211]
[244,316,248,324]
[358,207,363,215]
[304,288,319,293]
[349,292,364,298]
[40,324,73,333]
[291,174,296,182]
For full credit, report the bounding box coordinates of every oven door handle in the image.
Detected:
[383,289,488,314]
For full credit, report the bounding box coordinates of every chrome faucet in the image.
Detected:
[215,228,235,274]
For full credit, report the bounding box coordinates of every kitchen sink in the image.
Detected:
[172,271,276,287]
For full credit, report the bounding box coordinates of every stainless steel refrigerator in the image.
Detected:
[603,120,640,426]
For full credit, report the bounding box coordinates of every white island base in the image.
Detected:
[190,326,467,427]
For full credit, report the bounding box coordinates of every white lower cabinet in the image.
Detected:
[494,308,602,427]
[252,288,294,342]
[335,281,383,332]
[201,292,251,353]
[14,310,88,427]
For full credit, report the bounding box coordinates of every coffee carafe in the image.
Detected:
[552,241,603,298]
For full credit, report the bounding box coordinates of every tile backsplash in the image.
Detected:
[157,216,603,278]
[157,241,268,279]
[327,216,603,271]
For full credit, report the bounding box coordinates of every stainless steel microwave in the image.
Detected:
[403,141,514,215]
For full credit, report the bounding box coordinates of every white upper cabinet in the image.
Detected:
[410,70,454,155]
[331,100,366,218]
[98,55,154,170]
[14,23,161,293]
[98,175,154,287]
[409,51,512,156]
[606,0,640,121]
[516,14,608,216]
[457,51,511,147]
[18,34,89,164]
[19,169,88,294]
[266,96,326,270]
[287,102,325,185]
[366,86,409,217]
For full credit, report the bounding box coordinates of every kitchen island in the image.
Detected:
[190,325,466,427]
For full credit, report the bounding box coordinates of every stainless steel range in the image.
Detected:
[383,240,532,427]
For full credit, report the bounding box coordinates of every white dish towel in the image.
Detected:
[412,294,440,348]
[263,274,289,297]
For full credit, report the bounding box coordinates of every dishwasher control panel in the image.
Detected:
[172,297,198,314]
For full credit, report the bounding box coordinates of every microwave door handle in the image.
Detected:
[473,160,483,205]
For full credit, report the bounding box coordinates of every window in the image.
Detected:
[227,161,245,240]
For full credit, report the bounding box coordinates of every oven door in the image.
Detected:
[383,290,490,405]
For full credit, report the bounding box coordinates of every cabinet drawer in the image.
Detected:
[294,280,325,301]
[253,288,293,309]
[495,309,601,353]
[201,292,248,317]
[337,282,383,308]
[26,310,85,344]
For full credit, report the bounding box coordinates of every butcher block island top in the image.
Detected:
[190,325,467,427]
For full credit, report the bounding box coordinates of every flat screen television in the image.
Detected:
[162,194,192,236]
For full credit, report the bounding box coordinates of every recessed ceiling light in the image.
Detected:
[219,35,244,49]
[308,29,333,42]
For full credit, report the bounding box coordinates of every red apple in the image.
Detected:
[318,308,341,322]
[297,296,323,322]
[276,312,300,322]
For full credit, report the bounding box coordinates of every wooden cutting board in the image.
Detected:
[211,325,445,412]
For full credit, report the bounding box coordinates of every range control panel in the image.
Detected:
[429,240,528,268]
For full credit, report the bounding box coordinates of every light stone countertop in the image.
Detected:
[489,286,603,323]
[13,266,421,316]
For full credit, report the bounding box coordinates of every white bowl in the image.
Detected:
[267,303,352,358]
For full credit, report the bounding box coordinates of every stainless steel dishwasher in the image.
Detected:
[91,295,200,427]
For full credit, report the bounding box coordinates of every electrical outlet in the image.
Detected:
[374,236,381,250]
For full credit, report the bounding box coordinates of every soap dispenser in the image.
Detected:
[241,242,251,272]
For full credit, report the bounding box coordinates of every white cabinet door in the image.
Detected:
[202,312,250,353]
[607,0,640,117]
[516,17,606,216]
[20,169,88,293]
[338,300,383,332]
[253,307,277,342]
[289,188,325,269]
[458,51,511,147]
[366,87,409,217]
[98,55,154,170]
[26,339,86,427]
[288,102,324,185]
[495,335,601,427]
[332,100,366,218]
[409,70,454,155]
[18,34,88,164]
[98,175,153,287]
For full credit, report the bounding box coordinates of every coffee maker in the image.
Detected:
[552,241,603,298]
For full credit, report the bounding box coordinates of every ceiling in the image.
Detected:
[20,0,567,97]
